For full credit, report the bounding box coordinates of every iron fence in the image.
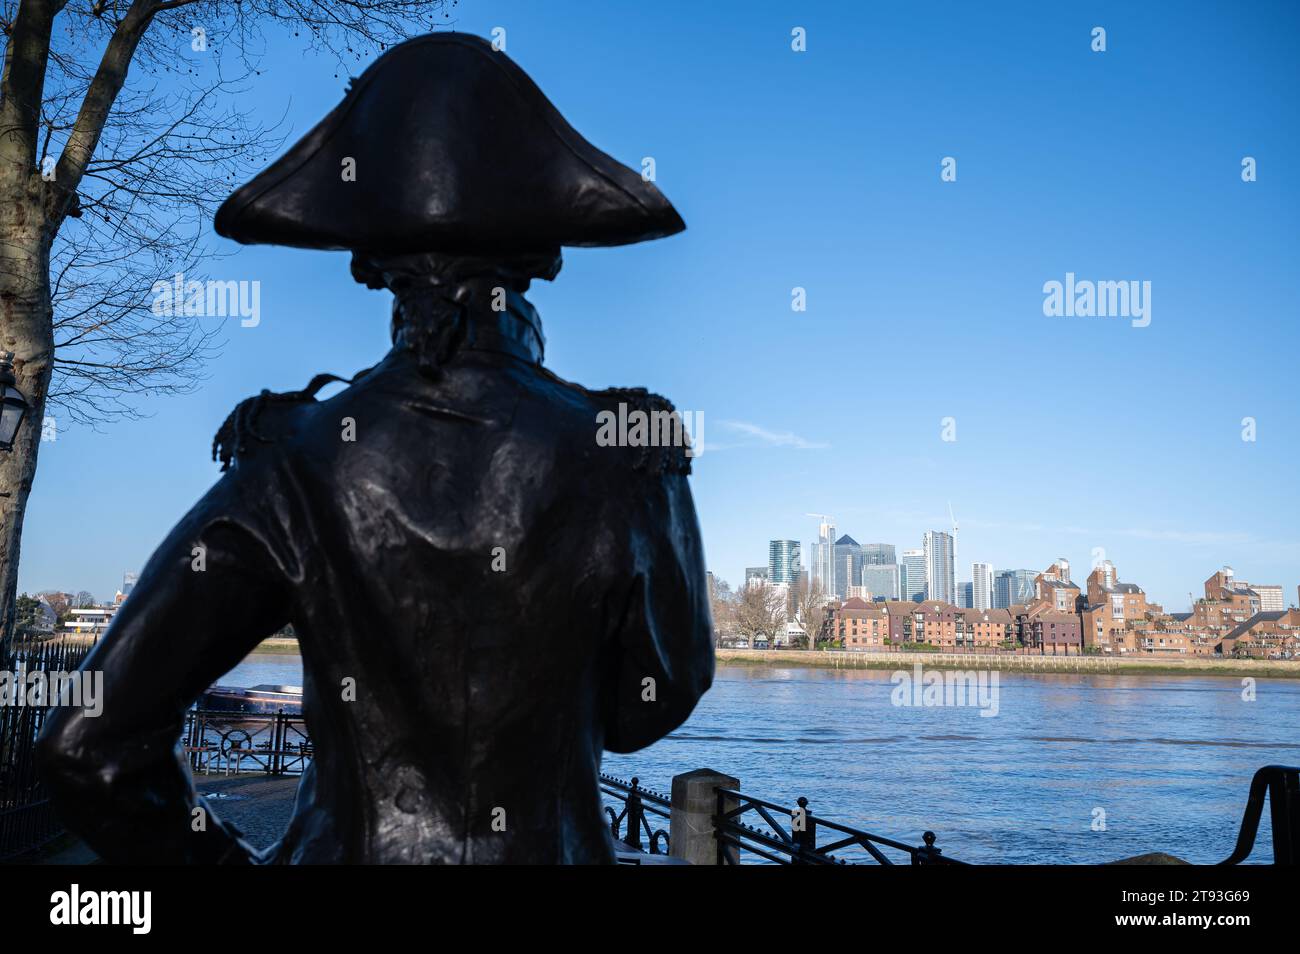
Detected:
[2,644,313,862]
[182,709,313,777]
[0,639,95,861]
[599,774,671,854]
[714,788,964,865]
[599,771,964,865]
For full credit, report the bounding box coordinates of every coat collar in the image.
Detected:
[391,281,545,367]
[461,288,545,365]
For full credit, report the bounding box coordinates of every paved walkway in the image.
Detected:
[194,773,301,851]
[29,772,301,864]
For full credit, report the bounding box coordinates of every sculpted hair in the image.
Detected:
[350,250,561,379]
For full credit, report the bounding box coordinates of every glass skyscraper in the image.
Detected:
[809,518,836,597]
[900,549,926,602]
[994,569,1037,608]
[971,562,995,611]
[923,530,955,604]
[832,534,862,599]
[862,563,900,601]
[861,543,896,566]
[768,539,802,586]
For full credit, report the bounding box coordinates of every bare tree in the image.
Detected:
[35,587,67,616]
[707,575,734,646]
[0,0,453,645]
[733,581,785,647]
[791,577,829,651]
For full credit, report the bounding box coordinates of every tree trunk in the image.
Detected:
[0,168,54,649]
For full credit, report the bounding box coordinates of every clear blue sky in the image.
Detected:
[19,0,1300,613]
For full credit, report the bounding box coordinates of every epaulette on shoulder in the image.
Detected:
[590,386,694,476]
[212,369,370,472]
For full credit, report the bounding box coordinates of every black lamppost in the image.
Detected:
[0,352,30,452]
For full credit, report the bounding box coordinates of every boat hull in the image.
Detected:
[199,684,303,716]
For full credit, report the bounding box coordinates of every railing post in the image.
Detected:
[913,830,943,865]
[791,796,816,863]
[623,777,644,851]
[669,767,739,865]
[272,710,285,776]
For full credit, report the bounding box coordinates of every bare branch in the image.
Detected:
[4,0,452,426]
[53,0,155,191]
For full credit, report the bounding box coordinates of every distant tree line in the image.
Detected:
[708,575,832,650]
[9,589,98,640]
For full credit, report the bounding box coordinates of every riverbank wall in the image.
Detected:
[251,638,301,655]
[716,648,1300,679]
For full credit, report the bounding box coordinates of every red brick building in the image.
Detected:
[1017,606,1082,654]
[1221,610,1300,659]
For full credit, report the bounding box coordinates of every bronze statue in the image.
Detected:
[37,34,713,864]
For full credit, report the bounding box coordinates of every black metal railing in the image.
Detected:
[2,686,312,861]
[1219,765,1299,865]
[182,709,313,777]
[714,789,965,865]
[0,639,95,861]
[599,774,671,854]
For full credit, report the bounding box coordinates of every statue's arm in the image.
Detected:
[603,469,715,753]
[36,473,291,864]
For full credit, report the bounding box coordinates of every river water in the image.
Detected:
[221,654,1297,863]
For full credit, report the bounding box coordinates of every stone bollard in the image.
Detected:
[669,768,740,865]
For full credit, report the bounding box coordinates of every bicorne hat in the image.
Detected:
[214,33,684,254]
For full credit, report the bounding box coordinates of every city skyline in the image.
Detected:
[738,514,1295,616]
[736,531,1295,658]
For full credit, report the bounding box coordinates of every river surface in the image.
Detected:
[220,654,1297,863]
